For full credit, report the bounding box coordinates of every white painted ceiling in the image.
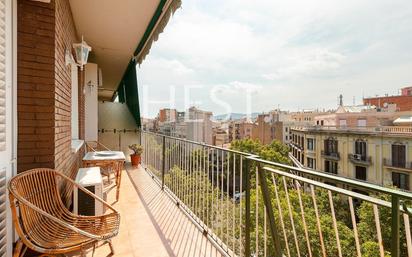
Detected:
[69,0,161,100]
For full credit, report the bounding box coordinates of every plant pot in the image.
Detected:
[130,154,141,166]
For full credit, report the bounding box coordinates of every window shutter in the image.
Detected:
[0,0,5,152]
[0,169,6,256]
[0,0,8,255]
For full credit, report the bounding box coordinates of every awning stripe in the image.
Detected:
[135,0,182,64]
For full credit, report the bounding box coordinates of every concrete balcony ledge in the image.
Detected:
[321,150,341,161]
[348,154,372,166]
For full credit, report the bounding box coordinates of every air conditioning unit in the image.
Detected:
[354,154,362,160]
[74,167,103,216]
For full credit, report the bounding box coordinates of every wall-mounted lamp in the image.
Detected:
[72,36,92,70]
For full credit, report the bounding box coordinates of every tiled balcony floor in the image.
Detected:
[89,165,224,257]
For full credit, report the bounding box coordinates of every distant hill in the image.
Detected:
[213,112,260,121]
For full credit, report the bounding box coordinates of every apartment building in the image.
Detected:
[228,120,255,141]
[186,106,213,144]
[157,108,177,122]
[290,126,412,190]
[363,86,412,112]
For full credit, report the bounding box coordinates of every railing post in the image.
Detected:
[244,157,251,257]
[161,135,166,190]
[258,163,283,257]
[391,195,400,257]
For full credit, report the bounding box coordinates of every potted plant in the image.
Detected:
[129,144,143,166]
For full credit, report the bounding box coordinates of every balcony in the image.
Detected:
[321,150,341,161]
[348,153,372,166]
[292,125,412,135]
[93,130,412,257]
[383,158,412,171]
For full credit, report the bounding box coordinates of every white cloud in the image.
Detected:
[138,0,412,117]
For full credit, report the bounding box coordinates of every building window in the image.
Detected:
[307,157,316,169]
[357,119,367,127]
[71,64,79,139]
[324,138,338,154]
[339,119,347,127]
[325,160,338,174]
[392,144,406,168]
[355,140,367,160]
[355,166,367,180]
[307,138,315,151]
[392,172,409,190]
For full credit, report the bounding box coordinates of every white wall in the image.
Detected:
[84,63,98,141]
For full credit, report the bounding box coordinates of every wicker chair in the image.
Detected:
[85,141,111,152]
[8,168,120,257]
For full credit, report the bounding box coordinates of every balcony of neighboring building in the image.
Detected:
[321,150,340,161]
[348,153,372,166]
[383,158,412,172]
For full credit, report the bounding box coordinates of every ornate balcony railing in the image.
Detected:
[136,130,412,257]
[291,125,412,135]
[384,158,412,171]
[321,150,341,160]
[348,153,372,166]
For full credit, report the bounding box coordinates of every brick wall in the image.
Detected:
[17,0,84,176]
[54,0,78,172]
[17,0,56,171]
[363,95,412,112]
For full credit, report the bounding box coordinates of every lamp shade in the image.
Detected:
[73,37,92,69]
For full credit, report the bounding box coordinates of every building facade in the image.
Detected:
[290,126,412,190]
[363,86,412,112]
[186,107,213,144]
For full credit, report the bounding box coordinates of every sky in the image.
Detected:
[137,0,412,118]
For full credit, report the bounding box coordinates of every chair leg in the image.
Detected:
[13,240,23,257]
[108,240,115,256]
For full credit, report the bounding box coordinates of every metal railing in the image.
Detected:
[138,130,412,257]
[292,125,412,135]
[384,158,412,170]
[348,153,372,165]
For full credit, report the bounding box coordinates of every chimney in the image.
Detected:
[339,94,343,106]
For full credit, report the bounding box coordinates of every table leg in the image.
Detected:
[116,161,124,201]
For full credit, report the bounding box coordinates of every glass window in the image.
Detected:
[392,172,409,190]
[392,144,406,168]
[324,138,338,154]
[307,138,315,151]
[355,140,367,160]
[307,157,316,169]
[325,160,338,174]
[357,119,367,127]
[355,166,367,180]
[71,64,79,139]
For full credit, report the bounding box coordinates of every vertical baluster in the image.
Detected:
[348,196,362,257]
[403,213,412,257]
[232,154,236,254]
[227,151,230,249]
[295,181,312,257]
[272,174,291,257]
[310,185,326,257]
[239,155,243,257]
[255,166,259,256]
[328,190,342,257]
[283,177,301,257]
[373,204,385,257]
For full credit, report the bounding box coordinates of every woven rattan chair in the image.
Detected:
[8,168,120,257]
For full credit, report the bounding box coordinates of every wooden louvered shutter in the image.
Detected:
[0,0,5,152]
[0,0,11,256]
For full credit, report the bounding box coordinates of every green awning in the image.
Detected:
[118,60,141,127]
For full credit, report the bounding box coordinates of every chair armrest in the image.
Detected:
[15,196,104,240]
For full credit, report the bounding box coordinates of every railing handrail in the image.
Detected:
[139,129,412,257]
[140,129,412,200]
